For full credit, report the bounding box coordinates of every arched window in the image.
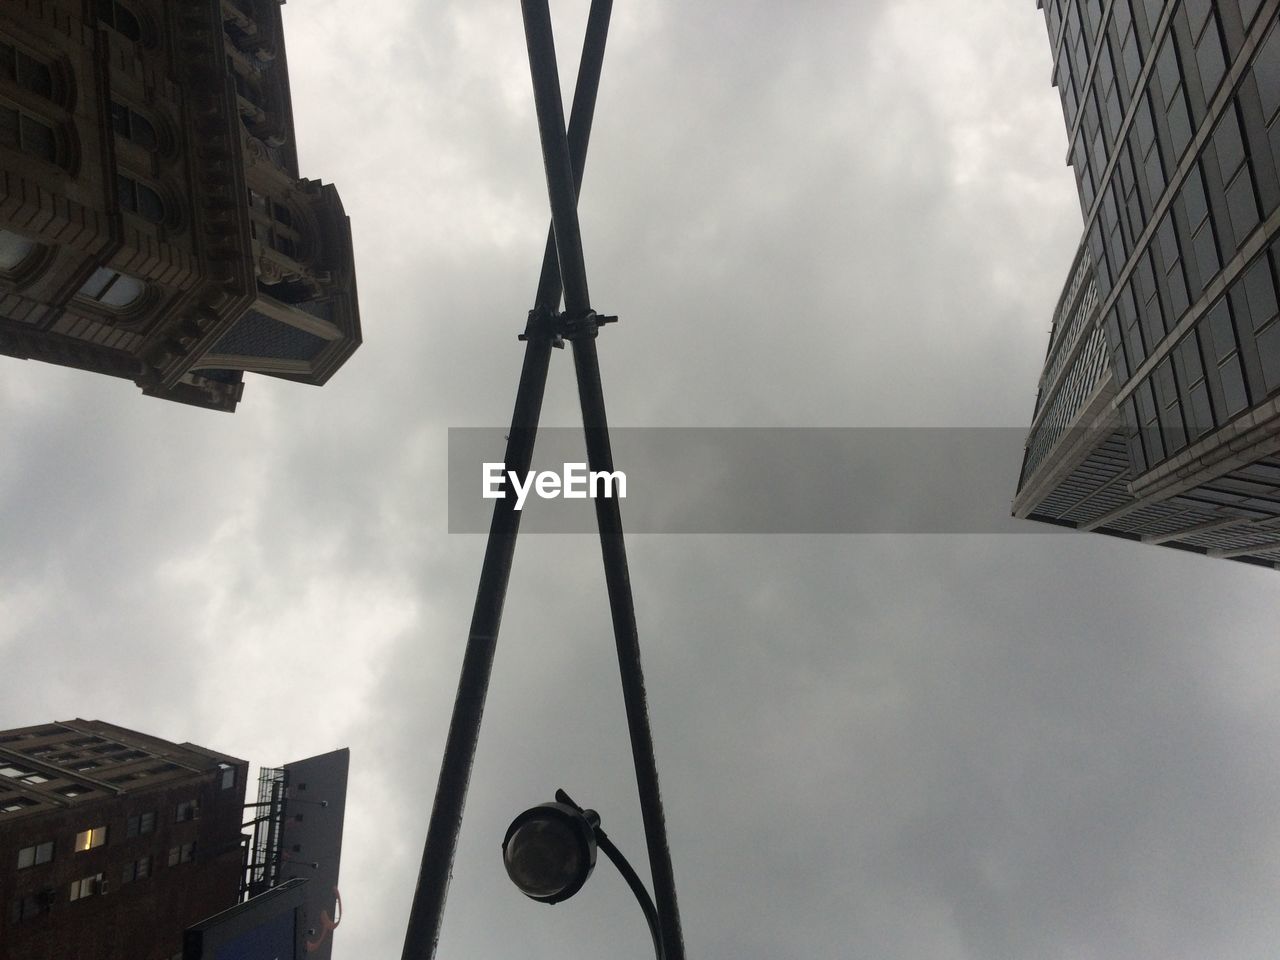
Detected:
[110,101,157,150]
[76,267,145,309]
[0,41,53,99]
[0,228,36,275]
[96,0,142,42]
[0,101,55,162]
[116,173,164,223]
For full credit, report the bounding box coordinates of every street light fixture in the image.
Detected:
[503,790,663,959]
[502,799,597,903]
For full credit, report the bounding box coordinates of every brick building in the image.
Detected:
[0,719,249,960]
[0,0,361,412]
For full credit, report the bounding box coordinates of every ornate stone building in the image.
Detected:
[0,0,360,412]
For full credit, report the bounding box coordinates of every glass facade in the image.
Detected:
[1019,0,1280,567]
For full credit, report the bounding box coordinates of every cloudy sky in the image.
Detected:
[5,1,1280,957]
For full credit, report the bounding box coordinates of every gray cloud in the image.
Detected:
[3,2,1280,959]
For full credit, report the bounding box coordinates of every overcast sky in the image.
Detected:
[4,1,1280,958]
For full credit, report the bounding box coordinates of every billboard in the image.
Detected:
[278,749,349,960]
[185,878,308,960]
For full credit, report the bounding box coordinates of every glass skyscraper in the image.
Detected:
[1016,0,1280,568]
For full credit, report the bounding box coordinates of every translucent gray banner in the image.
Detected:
[447,428,1064,534]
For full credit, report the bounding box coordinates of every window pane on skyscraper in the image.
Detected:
[1256,321,1280,393]
[1255,22,1280,123]
[1242,256,1278,331]
[1225,168,1260,249]
[1195,18,1226,99]
[1219,356,1249,414]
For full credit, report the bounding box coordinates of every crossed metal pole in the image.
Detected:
[400,2,686,958]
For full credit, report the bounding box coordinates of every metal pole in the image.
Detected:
[400,5,612,956]
[556,789,663,960]
[571,348,686,960]
[597,831,664,960]
[520,5,686,959]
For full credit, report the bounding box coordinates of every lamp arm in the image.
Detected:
[555,789,663,960]
[594,827,663,960]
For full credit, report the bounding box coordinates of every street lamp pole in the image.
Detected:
[399,5,613,958]
[518,3,686,958]
[401,4,685,958]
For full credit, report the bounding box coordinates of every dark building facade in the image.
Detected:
[0,719,249,960]
[1016,0,1280,567]
[0,0,360,412]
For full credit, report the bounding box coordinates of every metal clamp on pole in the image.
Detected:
[519,304,566,348]
[562,309,618,341]
[520,308,618,347]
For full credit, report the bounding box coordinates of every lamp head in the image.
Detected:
[502,801,598,904]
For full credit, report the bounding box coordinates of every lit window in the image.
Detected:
[74,826,107,851]
[76,267,145,309]
[68,873,103,901]
[16,841,54,869]
[0,103,56,162]
[97,0,141,41]
[116,174,164,223]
